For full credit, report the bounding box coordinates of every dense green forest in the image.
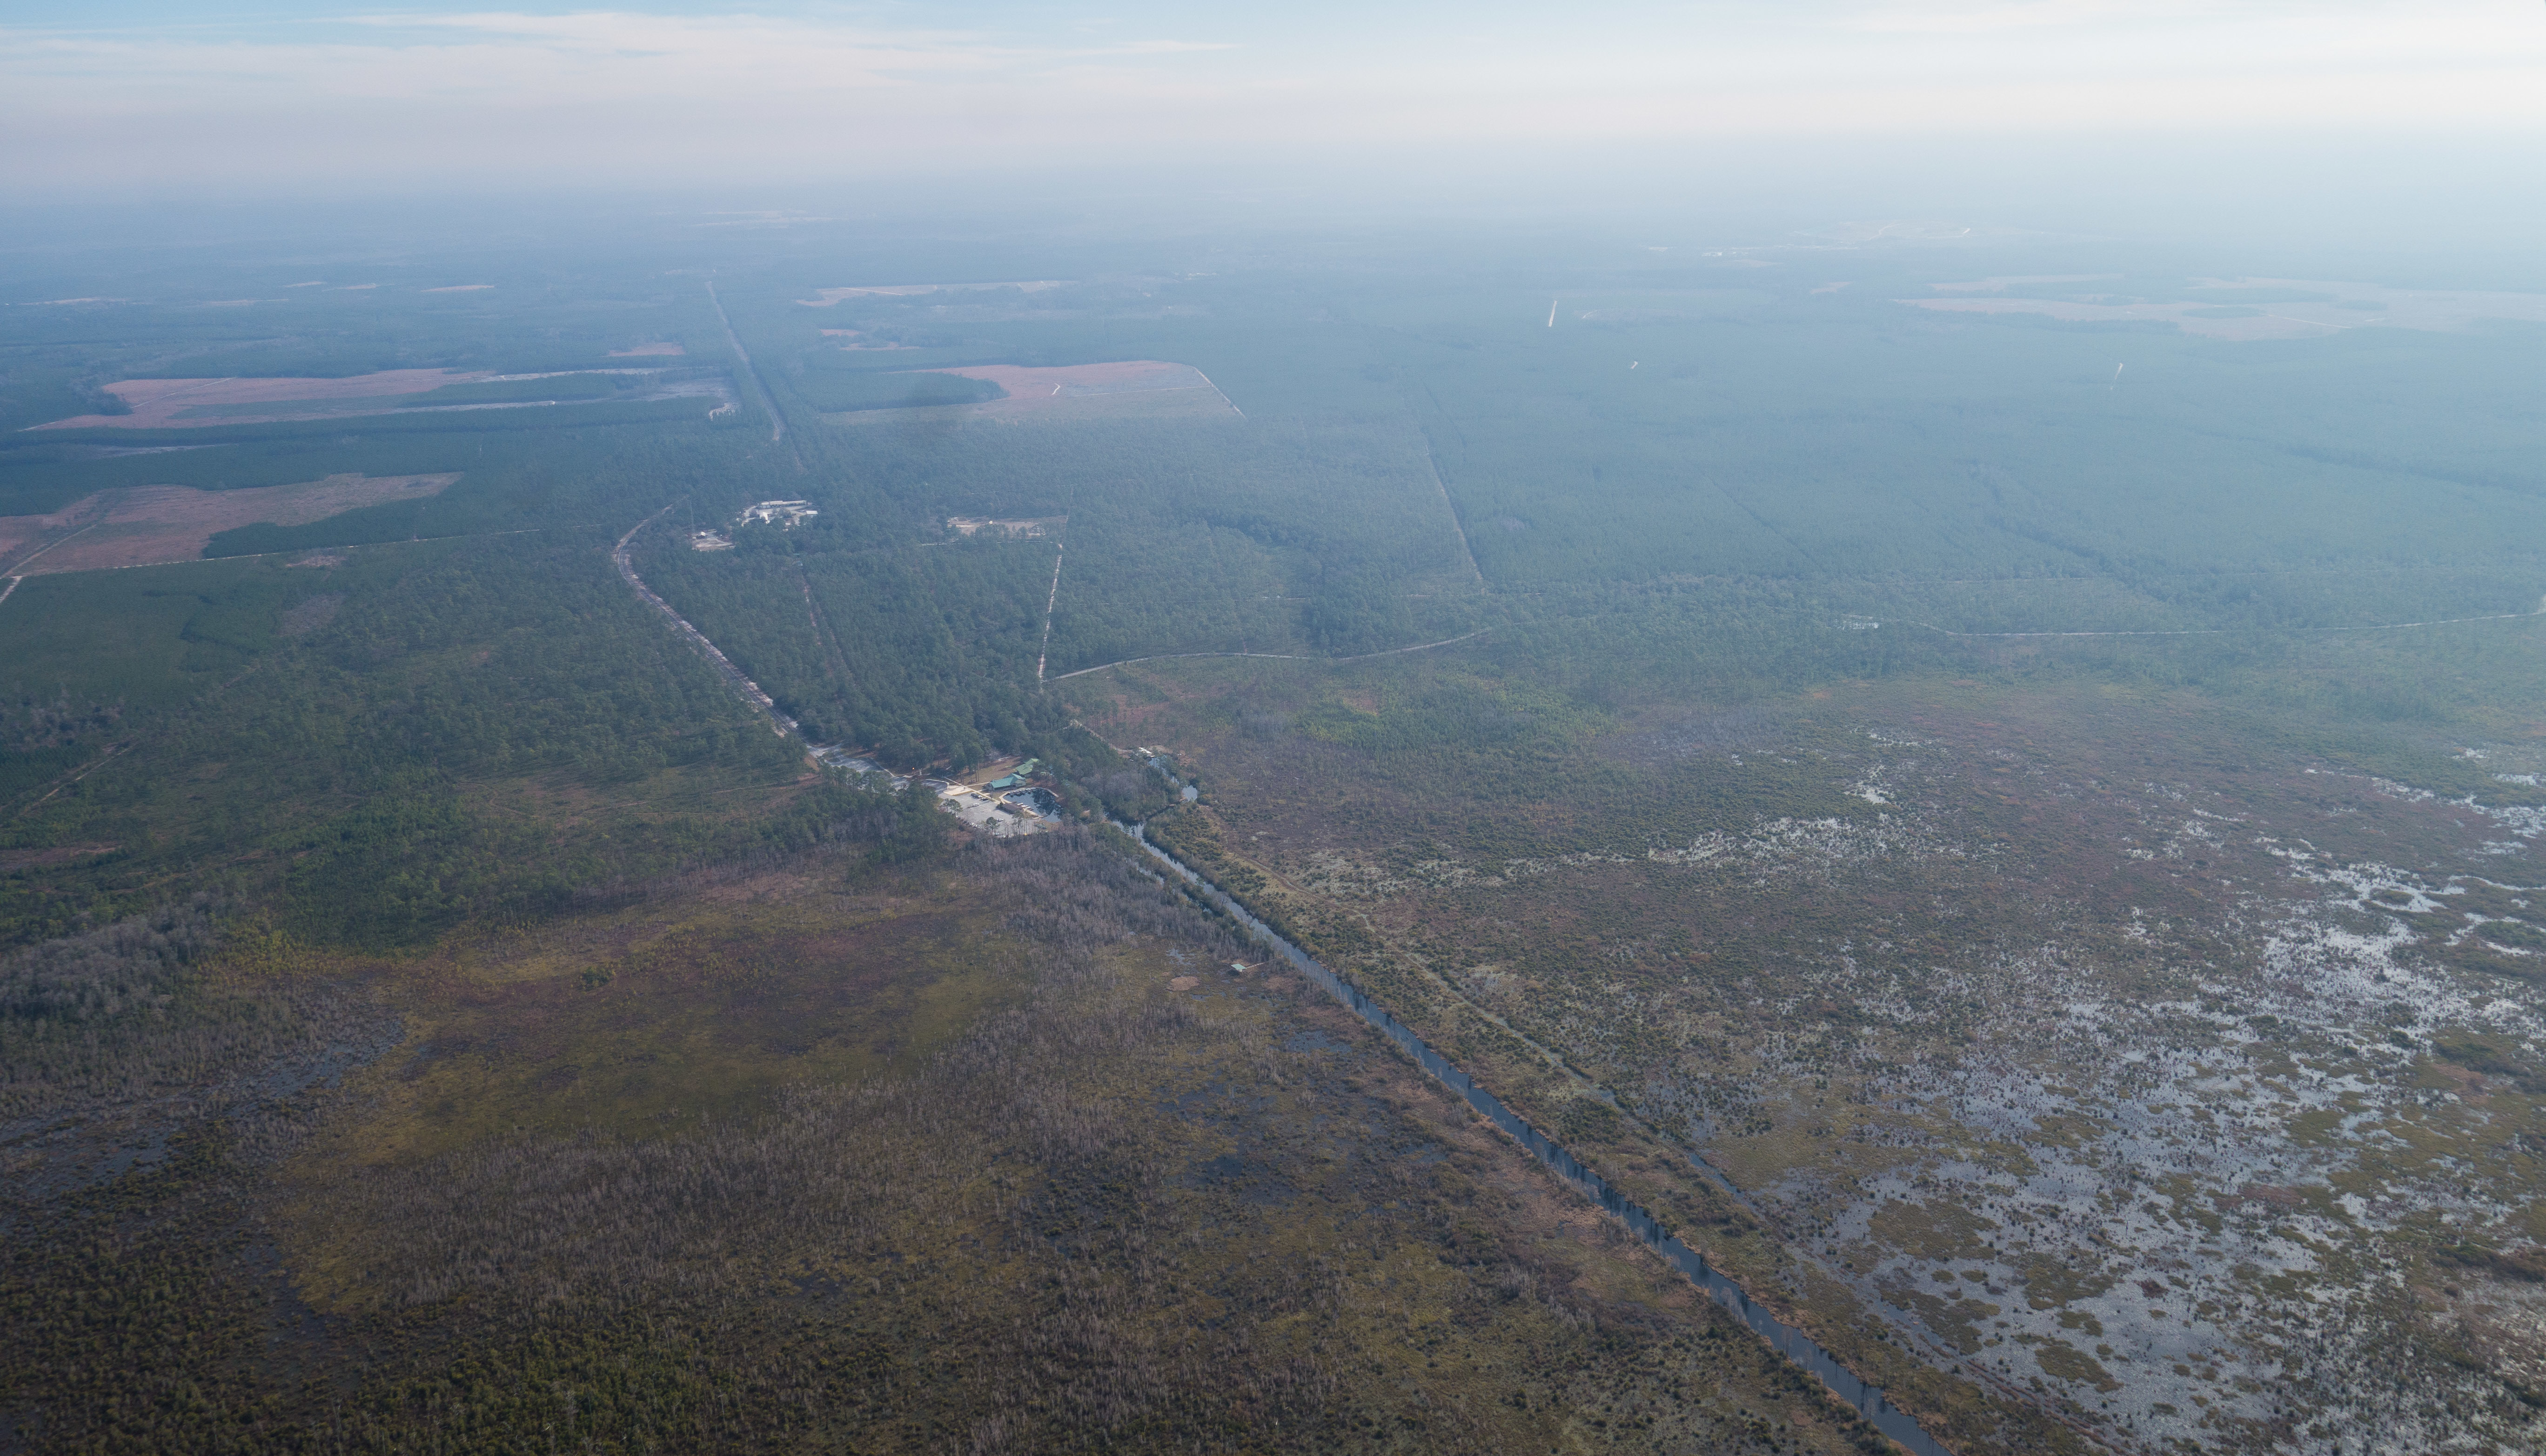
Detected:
[0,528,832,946]
[1399,294,2546,595]
[634,523,1064,765]
[11,230,2544,934]
[5,214,2545,1455]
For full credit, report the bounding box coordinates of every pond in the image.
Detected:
[1002,787,1060,816]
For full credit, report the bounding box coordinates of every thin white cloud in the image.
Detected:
[1842,0,2181,34]
[2,3,2541,191]
[1113,39,1240,54]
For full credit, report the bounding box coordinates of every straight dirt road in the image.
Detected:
[705,280,793,457]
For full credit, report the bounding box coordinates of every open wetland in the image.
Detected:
[1086,663,2546,1456]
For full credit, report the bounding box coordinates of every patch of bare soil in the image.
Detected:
[607,343,684,356]
[278,593,345,637]
[945,515,1064,539]
[1903,277,2546,341]
[31,370,490,430]
[0,514,56,568]
[0,474,458,574]
[1903,296,2346,341]
[794,281,1066,305]
[830,361,1240,424]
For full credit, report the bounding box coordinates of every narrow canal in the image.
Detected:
[1123,820,1955,1456]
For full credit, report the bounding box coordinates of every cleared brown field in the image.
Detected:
[831,361,1240,424]
[1902,296,2343,341]
[794,280,1065,305]
[1904,277,2546,341]
[32,370,490,430]
[0,474,458,574]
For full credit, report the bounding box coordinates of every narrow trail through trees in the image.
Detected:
[1034,533,1066,683]
[1420,436,1485,588]
[1045,628,1492,682]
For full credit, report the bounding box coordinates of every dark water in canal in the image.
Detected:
[1125,822,1953,1456]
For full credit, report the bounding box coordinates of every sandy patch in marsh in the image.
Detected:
[0,474,458,574]
[31,370,490,431]
[607,342,685,356]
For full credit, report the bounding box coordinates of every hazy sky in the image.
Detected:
[8,2,2545,200]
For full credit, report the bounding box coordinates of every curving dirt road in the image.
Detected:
[612,507,795,736]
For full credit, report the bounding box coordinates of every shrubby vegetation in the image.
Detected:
[0,896,216,1024]
[9,222,2546,1454]
[3,833,1903,1455]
